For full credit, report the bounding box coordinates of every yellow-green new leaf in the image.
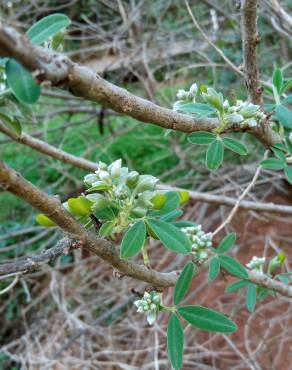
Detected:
[36,213,56,227]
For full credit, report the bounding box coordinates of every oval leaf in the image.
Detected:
[225,279,248,293]
[27,13,71,45]
[36,213,56,227]
[216,232,236,254]
[176,103,215,116]
[188,131,216,145]
[0,112,22,136]
[174,262,195,305]
[99,221,115,238]
[206,139,224,170]
[67,196,92,216]
[167,314,184,370]
[272,68,283,93]
[218,255,248,279]
[120,221,146,259]
[222,137,248,156]
[6,59,41,104]
[178,305,237,333]
[146,219,191,254]
[275,105,292,128]
[261,158,286,170]
[284,166,292,185]
[246,283,257,312]
[208,257,220,282]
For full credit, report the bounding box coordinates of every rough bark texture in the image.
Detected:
[0,25,280,146]
[241,0,262,104]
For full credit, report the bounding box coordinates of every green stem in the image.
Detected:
[142,243,150,265]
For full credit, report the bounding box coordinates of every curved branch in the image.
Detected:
[0,160,177,288]
[0,25,280,146]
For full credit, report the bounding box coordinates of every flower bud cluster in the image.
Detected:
[181,225,213,261]
[134,291,162,325]
[246,256,265,272]
[225,100,266,128]
[173,83,198,109]
[84,159,159,235]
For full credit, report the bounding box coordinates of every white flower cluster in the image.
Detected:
[134,291,162,325]
[84,159,159,234]
[246,256,265,272]
[224,100,266,128]
[181,225,213,261]
[173,83,198,110]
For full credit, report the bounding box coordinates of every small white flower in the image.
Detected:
[176,89,188,100]
[223,99,230,109]
[189,83,198,96]
[246,256,265,270]
[147,310,157,325]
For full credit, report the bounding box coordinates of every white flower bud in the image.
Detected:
[189,83,198,96]
[109,159,122,178]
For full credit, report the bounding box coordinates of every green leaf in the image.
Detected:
[172,221,197,228]
[261,158,286,170]
[208,257,220,282]
[218,255,248,279]
[282,94,292,105]
[0,111,22,136]
[272,68,283,93]
[67,196,92,216]
[284,166,292,185]
[94,206,117,221]
[275,105,292,128]
[146,219,191,254]
[176,103,215,117]
[206,139,224,170]
[27,13,71,45]
[216,232,236,254]
[225,280,248,293]
[222,137,248,156]
[6,59,41,104]
[280,79,292,94]
[167,314,184,370]
[120,221,146,259]
[174,262,195,305]
[271,146,286,161]
[161,209,183,222]
[149,191,180,217]
[0,57,8,66]
[276,274,291,285]
[188,131,216,145]
[246,283,257,312]
[178,305,237,333]
[99,221,115,238]
[36,213,56,227]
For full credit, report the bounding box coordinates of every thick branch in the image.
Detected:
[0,25,280,146]
[0,160,177,287]
[241,0,261,104]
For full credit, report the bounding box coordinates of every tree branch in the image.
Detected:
[0,25,280,146]
[241,0,261,104]
[2,122,291,216]
[0,121,99,172]
[0,160,177,288]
